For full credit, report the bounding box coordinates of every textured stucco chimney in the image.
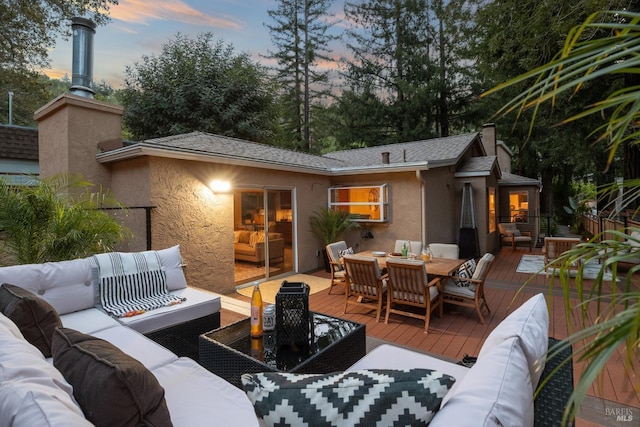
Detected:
[381,152,390,164]
[482,123,497,156]
[70,17,96,98]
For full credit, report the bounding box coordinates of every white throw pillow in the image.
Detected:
[432,337,534,427]
[156,245,188,291]
[478,293,549,388]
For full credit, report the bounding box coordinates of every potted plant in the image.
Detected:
[309,208,359,271]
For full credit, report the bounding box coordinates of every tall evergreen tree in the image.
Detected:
[341,0,480,146]
[265,0,337,152]
[476,0,629,218]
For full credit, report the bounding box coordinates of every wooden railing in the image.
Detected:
[580,211,640,242]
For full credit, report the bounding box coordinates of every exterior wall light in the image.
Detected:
[210,180,231,194]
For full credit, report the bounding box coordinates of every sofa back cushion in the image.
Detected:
[156,245,187,291]
[478,293,549,387]
[431,337,534,427]
[0,246,189,312]
[0,258,94,315]
[0,313,88,426]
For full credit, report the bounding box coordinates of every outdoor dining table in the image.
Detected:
[354,250,466,277]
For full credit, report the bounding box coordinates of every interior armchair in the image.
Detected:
[498,223,533,251]
[342,255,387,322]
[385,258,442,333]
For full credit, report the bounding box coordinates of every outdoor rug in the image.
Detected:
[236,274,331,304]
[516,254,614,281]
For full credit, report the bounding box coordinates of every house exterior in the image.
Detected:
[0,124,39,185]
[32,93,540,295]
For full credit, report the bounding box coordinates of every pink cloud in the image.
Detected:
[109,0,242,30]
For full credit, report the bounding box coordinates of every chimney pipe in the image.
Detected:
[381,152,390,164]
[70,17,96,98]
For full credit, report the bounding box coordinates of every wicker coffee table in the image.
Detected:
[199,311,366,388]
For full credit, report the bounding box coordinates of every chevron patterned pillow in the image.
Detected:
[241,368,456,426]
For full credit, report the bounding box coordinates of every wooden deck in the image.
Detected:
[220,247,640,424]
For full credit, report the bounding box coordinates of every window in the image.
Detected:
[329,184,388,222]
[509,191,529,223]
[488,188,496,232]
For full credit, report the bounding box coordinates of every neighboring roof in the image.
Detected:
[97,131,482,176]
[454,156,501,178]
[0,124,38,160]
[499,171,541,187]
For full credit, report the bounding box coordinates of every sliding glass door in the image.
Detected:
[233,188,294,285]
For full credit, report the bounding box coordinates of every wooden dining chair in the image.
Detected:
[442,253,494,324]
[325,241,348,294]
[342,255,387,322]
[385,258,442,333]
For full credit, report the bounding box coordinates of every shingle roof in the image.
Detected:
[455,156,499,177]
[142,132,346,171]
[499,172,541,186]
[322,133,479,167]
[0,124,38,160]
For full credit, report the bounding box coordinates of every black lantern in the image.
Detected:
[275,281,310,347]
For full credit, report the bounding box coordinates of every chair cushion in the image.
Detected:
[52,327,172,427]
[472,253,494,280]
[0,283,62,357]
[242,369,455,426]
[444,281,476,298]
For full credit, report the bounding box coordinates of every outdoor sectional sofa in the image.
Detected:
[0,243,572,426]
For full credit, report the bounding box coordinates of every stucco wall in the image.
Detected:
[34,94,122,189]
[140,157,331,294]
[424,167,459,245]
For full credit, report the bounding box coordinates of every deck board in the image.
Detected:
[220,246,640,419]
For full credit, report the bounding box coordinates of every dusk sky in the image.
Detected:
[46,0,346,88]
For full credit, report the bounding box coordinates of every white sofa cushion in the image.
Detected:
[432,337,535,427]
[60,308,121,335]
[157,245,188,291]
[347,344,470,384]
[0,311,22,338]
[478,293,549,387]
[0,314,86,426]
[0,381,91,427]
[0,258,94,314]
[91,325,178,371]
[119,286,221,334]
[152,357,259,427]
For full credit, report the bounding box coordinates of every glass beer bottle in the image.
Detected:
[250,282,263,337]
